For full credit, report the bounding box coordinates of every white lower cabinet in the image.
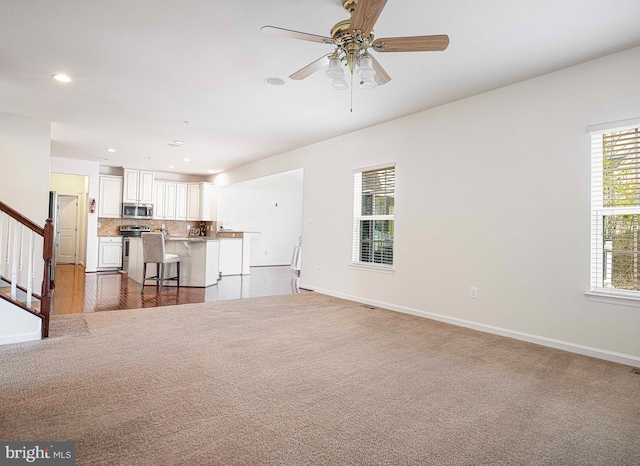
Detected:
[98,237,122,269]
[219,238,243,276]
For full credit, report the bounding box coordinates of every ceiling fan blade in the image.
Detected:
[349,0,388,37]
[370,55,391,85]
[290,55,331,80]
[372,35,450,52]
[260,26,334,45]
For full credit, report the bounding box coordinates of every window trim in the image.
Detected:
[589,118,640,304]
[352,163,395,271]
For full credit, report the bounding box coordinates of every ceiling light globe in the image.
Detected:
[359,77,377,89]
[357,55,376,79]
[325,57,345,79]
[331,78,348,90]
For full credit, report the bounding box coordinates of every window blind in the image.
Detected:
[353,165,395,267]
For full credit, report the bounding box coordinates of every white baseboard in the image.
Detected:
[0,331,41,346]
[303,285,640,367]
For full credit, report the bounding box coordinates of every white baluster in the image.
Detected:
[18,223,24,286]
[4,217,11,278]
[11,219,19,300]
[26,230,34,308]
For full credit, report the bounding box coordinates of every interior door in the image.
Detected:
[57,195,78,264]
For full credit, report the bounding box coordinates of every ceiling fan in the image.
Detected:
[261,0,449,90]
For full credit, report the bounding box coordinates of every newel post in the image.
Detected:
[40,218,54,338]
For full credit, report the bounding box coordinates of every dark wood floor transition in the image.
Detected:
[52,264,301,315]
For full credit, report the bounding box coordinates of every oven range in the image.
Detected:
[119,225,151,272]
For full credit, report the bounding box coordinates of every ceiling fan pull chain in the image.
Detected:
[350,72,354,113]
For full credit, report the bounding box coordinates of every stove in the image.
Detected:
[119,225,151,271]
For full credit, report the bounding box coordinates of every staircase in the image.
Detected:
[0,200,53,343]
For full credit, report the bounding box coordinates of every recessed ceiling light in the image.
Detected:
[181,157,190,162]
[53,74,72,83]
[167,143,181,147]
[106,148,116,152]
[173,140,184,145]
[207,170,215,174]
[97,157,108,161]
[167,165,175,169]
[265,77,285,86]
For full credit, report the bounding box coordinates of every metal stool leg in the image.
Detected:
[141,263,146,293]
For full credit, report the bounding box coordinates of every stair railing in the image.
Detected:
[0,201,53,338]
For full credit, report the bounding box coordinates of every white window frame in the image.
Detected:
[587,117,640,306]
[352,163,395,272]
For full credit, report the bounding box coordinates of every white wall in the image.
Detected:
[0,113,51,221]
[50,158,100,272]
[0,112,50,344]
[0,299,41,345]
[215,46,640,364]
[217,170,303,266]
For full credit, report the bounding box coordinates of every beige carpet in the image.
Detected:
[1,293,639,465]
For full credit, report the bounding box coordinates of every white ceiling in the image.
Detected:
[2,0,640,175]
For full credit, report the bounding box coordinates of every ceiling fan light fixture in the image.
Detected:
[331,78,348,90]
[357,55,376,78]
[359,76,377,89]
[325,57,345,79]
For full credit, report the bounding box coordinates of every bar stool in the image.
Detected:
[140,232,180,292]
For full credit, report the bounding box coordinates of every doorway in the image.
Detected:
[56,195,79,264]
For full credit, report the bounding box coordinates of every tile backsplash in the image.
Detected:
[98,218,219,237]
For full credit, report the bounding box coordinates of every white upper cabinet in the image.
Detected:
[176,183,187,220]
[123,169,154,203]
[165,182,177,220]
[200,182,218,222]
[153,181,166,219]
[98,176,123,218]
[187,184,201,221]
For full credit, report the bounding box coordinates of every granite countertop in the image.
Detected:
[165,236,220,242]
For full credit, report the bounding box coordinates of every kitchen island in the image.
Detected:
[127,236,220,288]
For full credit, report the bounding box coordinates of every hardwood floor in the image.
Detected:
[52,264,302,315]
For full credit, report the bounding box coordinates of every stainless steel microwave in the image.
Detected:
[122,203,153,219]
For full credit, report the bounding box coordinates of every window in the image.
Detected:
[353,165,395,268]
[590,122,640,298]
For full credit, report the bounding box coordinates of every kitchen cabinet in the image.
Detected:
[153,181,177,220]
[123,169,154,203]
[152,180,215,222]
[98,237,122,268]
[98,176,123,218]
[165,182,177,219]
[153,181,166,219]
[187,184,200,221]
[219,238,243,276]
[200,182,218,221]
[176,183,187,220]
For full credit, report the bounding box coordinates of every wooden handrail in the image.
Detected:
[0,201,45,237]
[0,201,53,338]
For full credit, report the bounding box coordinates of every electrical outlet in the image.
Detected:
[317,265,321,273]
[470,287,478,299]
[161,224,166,229]
[186,224,191,230]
